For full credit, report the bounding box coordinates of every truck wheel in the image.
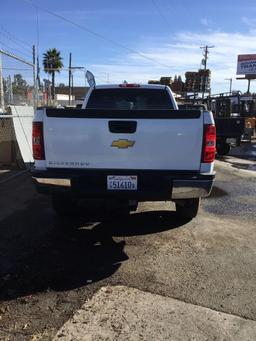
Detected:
[217,143,230,156]
[52,194,78,217]
[175,198,200,220]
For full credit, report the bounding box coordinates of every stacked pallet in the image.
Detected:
[148,77,173,86]
[185,69,211,92]
[184,72,198,92]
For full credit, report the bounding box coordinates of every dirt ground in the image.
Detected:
[0,157,255,340]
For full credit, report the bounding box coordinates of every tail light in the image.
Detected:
[32,122,45,160]
[202,124,216,163]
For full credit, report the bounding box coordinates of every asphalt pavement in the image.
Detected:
[0,160,255,340]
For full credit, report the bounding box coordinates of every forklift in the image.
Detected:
[207,92,245,155]
[178,92,245,155]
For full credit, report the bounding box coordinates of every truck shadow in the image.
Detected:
[208,186,228,198]
[92,210,188,237]
[0,200,187,301]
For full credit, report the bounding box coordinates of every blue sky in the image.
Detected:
[1,0,256,92]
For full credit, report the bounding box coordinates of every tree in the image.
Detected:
[43,48,63,100]
[12,74,28,96]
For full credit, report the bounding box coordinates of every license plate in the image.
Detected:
[107,175,137,190]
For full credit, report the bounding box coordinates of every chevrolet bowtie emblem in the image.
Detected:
[111,139,135,149]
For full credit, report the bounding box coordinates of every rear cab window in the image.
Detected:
[86,88,174,110]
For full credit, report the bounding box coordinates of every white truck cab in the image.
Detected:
[32,84,216,220]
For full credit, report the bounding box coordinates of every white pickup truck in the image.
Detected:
[32,84,216,219]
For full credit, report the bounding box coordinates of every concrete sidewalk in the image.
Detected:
[54,286,256,341]
[216,156,256,173]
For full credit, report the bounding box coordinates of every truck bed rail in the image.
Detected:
[45,108,202,119]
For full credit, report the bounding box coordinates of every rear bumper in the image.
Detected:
[171,179,213,199]
[31,168,215,200]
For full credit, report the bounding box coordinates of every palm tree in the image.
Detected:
[43,48,63,100]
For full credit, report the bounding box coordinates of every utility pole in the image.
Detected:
[37,56,40,90]
[33,45,37,108]
[0,53,4,109]
[68,53,72,105]
[225,78,232,93]
[200,45,214,99]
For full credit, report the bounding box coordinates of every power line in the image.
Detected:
[0,25,32,50]
[151,0,170,28]
[21,0,173,69]
[0,29,32,53]
[0,40,32,60]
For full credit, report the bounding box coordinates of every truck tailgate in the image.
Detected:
[43,109,203,171]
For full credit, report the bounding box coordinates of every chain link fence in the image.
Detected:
[1,51,92,108]
[0,53,32,168]
[0,53,89,169]
[1,52,35,107]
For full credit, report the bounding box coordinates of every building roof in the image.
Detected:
[55,86,89,99]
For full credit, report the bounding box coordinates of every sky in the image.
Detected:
[1,0,256,93]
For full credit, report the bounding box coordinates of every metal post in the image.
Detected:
[48,83,51,104]
[68,53,72,105]
[8,75,13,104]
[225,78,232,93]
[0,53,4,109]
[247,78,251,94]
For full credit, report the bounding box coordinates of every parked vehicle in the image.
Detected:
[31,84,216,220]
[179,93,245,155]
[208,93,245,155]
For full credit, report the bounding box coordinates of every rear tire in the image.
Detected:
[52,194,78,217]
[175,198,200,220]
